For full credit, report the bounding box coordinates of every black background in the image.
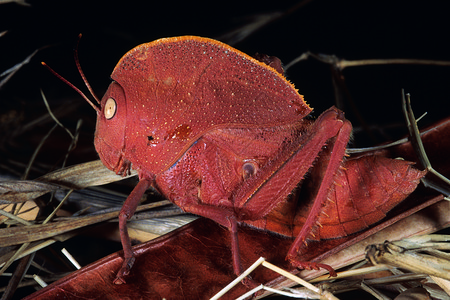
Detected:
[1,0,449,168]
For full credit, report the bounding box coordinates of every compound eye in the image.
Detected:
[104,98,117,120]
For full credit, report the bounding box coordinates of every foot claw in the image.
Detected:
[241,276,258,289]
[114,256,135,284]
[290,260,337,277]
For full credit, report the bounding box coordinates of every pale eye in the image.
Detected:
[104,98,117,120]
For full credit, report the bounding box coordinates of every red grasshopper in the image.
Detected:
[45,36,425,284]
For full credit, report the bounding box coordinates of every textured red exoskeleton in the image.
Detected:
[47,36,425,284]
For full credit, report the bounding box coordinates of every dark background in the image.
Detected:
[1,0,449,298]
[1,0,450,172]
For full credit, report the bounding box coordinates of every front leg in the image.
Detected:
[114,178,152,284]
[155,138,250,276]
[180,203,262,290]
[178,203,244,275]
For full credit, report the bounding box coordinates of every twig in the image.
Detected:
[40,90,74,139]
[210,257,266,300]
[22,124,57,180]
[401,90,450,196]
[211,257,339,300]
[0,209,32,226]
[285,52,450,71]
[0,50,38,89]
